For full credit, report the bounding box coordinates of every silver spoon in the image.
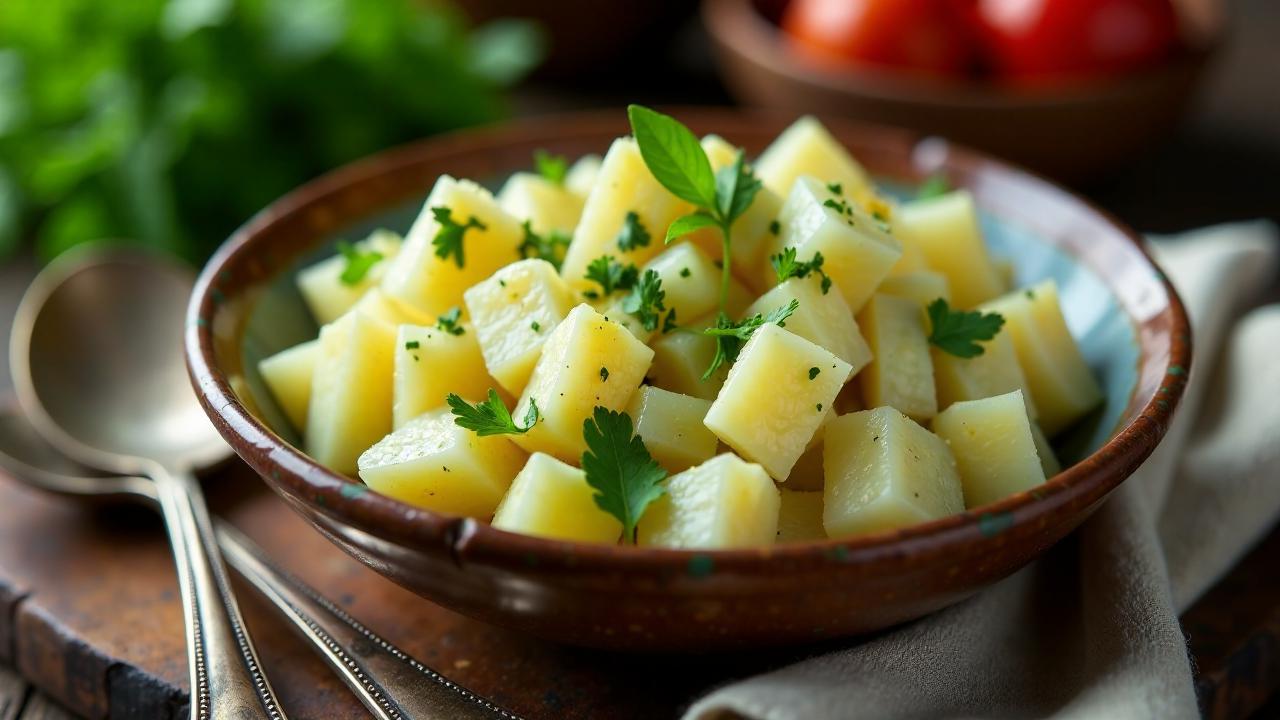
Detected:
[0,401,519,720]
[9,246,282,720]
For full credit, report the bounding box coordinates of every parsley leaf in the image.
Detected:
[662,308,679,334]
[517,220,571,270]
[431,206,487,268]
[336,241,384,286]
[581,407,668,543]
[665,211,720,244]
[700,299,800,379]
[436,307,465,335]
[770,247,832,293]
[447,389,538,436]
[626,105,717,208]
[917,174,951,200]
[583,255,639,299]
[615,211,651,252]
[534,149,568,184]
[926,298,1005,358]
[621,269,666,331]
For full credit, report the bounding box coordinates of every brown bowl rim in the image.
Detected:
[700,0,1217,110]
[185,107,1191,577]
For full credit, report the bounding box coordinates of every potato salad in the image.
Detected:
[258,107,1103,549]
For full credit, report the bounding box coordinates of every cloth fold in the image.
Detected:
[687,221,1280,720]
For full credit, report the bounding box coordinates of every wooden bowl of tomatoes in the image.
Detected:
[702,0,1217,182]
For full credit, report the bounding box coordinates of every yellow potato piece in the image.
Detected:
[512,304,654,462]
[560,138,692,294]
[357,407,526,518]
[932,330,1038,419]
[565,154,602,201]
[896,191,1003,309]
[858,293,937,421]
[258,339,318,431]
[637,454,780,549]
[497,172,585,235]
[306,311,396,476]
[626,386,717,474]
[932,390,1047,508]
[980,281,1103,435]
[648,314,727,401]
[742,276,871,376]
[705,324,851,481]
[350,286,434,328]
[760,176,902,313]
[393,323,493,430]
[777,489,826,543]
[296,230,402,325]
[878,271,951,308]
[492,453,621,543]
[785,408,834,491]
[381,175,525,317]
[464,259,576,397]
[1030,421,1062,477]
[823,406,964,538]
[754,116,873,205]
[642,242,722,323]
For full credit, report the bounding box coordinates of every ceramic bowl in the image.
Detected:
[702,0,1215,182]
[185,108,1190,651]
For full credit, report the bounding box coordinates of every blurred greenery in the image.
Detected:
[0,0,544,264]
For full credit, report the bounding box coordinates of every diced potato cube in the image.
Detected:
[648,314,727,401]
[858,293,937,421]
[980,281,1103,435]
[887,220,929,277]
[464,259,576,396]
[686,135,785,285]
[878,271,951,308]
[626,386,717,473]
[1030,421,1062,477]
[785,409,833,491]
[491,453,621,543]
[896,191,1003,308]
[296,230,402,325]
[497,172,585,235]
[512,304,654,462]
[761,176,902,313]
[357,407,526,517]
[258,339,318,431]
[823,407,964,537]
[742,276,871,376]
[755,116,873,204]
[393,323,493,429]
[777,489,826,543]
[381,176,525,317]
[637,454,780,549]
[560,138,692,293]
[932,390,1047,507]
[306,311,397,476]
[642,242,722,323]
[565,154,602,200]
[932,330,1038,419]
[705,324,852,480]
[350,287,433,327]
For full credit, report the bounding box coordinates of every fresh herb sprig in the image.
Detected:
[701,299,799,379]
[621,269,670,332]
[336,241,384,286]
[926,298,1005,358]
[447,389,538,436]
[436,307,465,336]
[581,407,668,543]
[517,220,571,270]
[431,206,487,268]
[534,149,568,184]
[583,255,640,299]
[615,211,651,252]
[770,247,832,294]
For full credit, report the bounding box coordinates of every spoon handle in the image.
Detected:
[153,469,285,720]
[214,522,520,720]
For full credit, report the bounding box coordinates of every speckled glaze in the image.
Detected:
[185,109,1191,651]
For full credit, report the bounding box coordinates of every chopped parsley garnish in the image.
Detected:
[599,366,609,382]
[621,269,666,332]
[530,320,541,332]
[615,211,651,252]
[431,206,486,268]
[583,255,640,299]
[917,174,950,200]
[700,299,799,380]
[768,219,780,235]
[336,241,384,286]
[823,197,851,215]
[534,149,568,185]
[826,181,843,196]
[435,307,465,336]
[662,308,679,334]
[926,298,1005,358]
[679,267,691,278]
[809,367,820,380]
[517,220,571,271]
[770,247,833,294]
[581,407,668,543]
[447,389,539,436]
[404,340,421,350]
[816,403,823,412]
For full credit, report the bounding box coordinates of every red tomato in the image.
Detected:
[782,0,976,76]
[969,0,1179,82]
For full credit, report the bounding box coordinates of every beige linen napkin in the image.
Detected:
[687,221,1280,720]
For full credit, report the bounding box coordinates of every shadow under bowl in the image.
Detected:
[185,108,1190,652]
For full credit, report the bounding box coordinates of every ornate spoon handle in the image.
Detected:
[214,522,520,720]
